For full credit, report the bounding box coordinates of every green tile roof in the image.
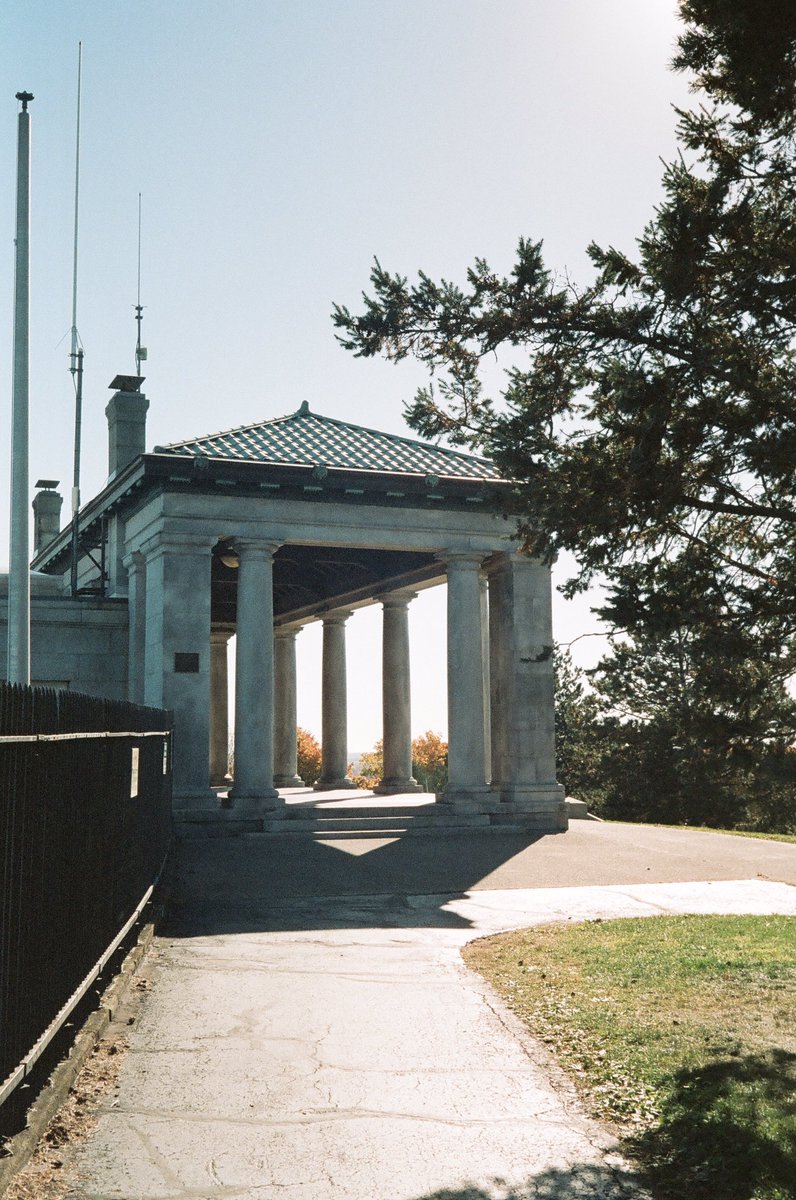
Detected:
[156,402,502,481]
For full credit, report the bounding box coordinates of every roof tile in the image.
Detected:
[156,405,501,481]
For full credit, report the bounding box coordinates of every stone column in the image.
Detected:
[375,592,421,795]
[209,630,232,786]
[488,559,508,789]
[315,611,355,790]
[229,540,281,810]
[487,553,566,830]
[273,625,304,787]
[124,550,146,704]
[143,534,215,810]
[480,572,492,784]
[440,554,493,807]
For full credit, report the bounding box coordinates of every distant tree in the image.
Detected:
[333,0,796,687]
[591,536,796,828]
[296,727,322,786]
[351,739,383,788]
[411,730,448,793]
[553,648,604,803]
[554,586,796,833]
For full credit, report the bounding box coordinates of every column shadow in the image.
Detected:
[162,825,548,937]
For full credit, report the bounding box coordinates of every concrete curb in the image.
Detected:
[0,919,156,1195]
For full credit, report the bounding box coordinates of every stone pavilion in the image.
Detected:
[5,376,566,832]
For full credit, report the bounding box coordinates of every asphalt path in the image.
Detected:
[166,819,796,936]
[56,822,795,1200]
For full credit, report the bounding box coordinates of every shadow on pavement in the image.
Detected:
[163,828,548,936]
[409,1050,796,1199]
[409,1162,642,1198]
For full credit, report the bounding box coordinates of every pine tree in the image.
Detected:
[333,0,796,672]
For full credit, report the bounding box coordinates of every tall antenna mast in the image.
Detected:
[69,42,84,597]
[134,192,147,375]
[70,42,82,371]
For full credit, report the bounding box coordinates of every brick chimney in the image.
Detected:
[32,479,62,554]
[105,374,148,479]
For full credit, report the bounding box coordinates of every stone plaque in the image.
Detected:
[174,652,200,673]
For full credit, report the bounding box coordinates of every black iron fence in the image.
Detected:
[0,681,172,1115]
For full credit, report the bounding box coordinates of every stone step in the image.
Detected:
[309,811,485,830]
[262,812,492,835]
[255,820,539,839]
[282,804,440,821]
[176,797,555,838]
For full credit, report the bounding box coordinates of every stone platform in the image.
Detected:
[175,786,585,838]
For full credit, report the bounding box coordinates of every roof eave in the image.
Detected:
[31,451,515,576]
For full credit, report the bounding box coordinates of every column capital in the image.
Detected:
[236,538,281,559]
[133,533,163,561]
[485,550,547,576]
[321,609,354,627]
[210,628,233,646]
[122,548,145,572]
[440,551,486,571]
[274,624,302,641]
[142,534,216,563]
[377,589,417,609]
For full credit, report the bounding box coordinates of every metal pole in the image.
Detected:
[8,92,33,685]
[70,348,84,597]
[69,46,83,597]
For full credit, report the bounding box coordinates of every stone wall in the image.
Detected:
[0,573,128,699]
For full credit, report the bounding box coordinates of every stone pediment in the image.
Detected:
[154,402,501,482]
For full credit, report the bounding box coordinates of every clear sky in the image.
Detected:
[1,1,692,749]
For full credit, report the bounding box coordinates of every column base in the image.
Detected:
[314,776,357,791]
[172,789,220,816]
[228,787,283,813]
[436,785,499,812]
[274,773,305,788]
[374,776,422,795]
[494,783,568,830]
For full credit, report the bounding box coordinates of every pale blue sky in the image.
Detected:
[1,1,691,747]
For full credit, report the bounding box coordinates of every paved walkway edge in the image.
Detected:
[0,920,156,1196]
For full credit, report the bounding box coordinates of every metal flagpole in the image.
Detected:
[69,44,84,597]
[7,91,34,684]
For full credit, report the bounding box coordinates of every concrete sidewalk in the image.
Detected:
[57,823,795,1200]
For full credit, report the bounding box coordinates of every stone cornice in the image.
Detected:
[31,451,515,577]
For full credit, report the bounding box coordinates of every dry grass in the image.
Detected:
[4,1038,127,1200]
[4,972,154,1200]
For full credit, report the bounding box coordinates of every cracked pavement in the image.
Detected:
[61,820,796,1200]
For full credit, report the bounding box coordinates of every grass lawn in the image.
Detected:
[463,915,796,1200]
[621,823,796,844]
[701,829,796,843]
